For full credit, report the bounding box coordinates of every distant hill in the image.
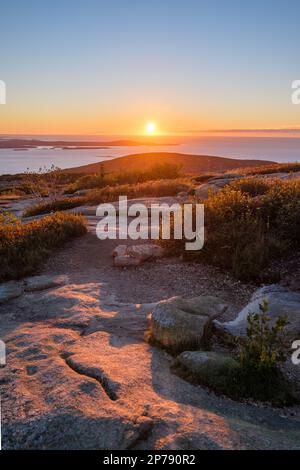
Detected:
[65,152,274,175]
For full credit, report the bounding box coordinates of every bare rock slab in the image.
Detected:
[150,295,228,351]
[24,275,68,292]
[195,178,233,199]
[0,281,23,304]
[214,285,300,341]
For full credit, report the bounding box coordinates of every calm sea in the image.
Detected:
[0,135,300,175]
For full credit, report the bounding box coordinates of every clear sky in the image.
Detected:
[0,0,300,135]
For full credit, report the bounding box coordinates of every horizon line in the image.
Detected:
[1,128,300,137]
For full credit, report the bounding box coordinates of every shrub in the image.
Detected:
[22,165,65,201]
[159,179,300,281]
[66,163,182,193]
[85,179,192,204]
[0,212,87,281]
[232,301,294,405]
[230,162,300,176]
[239,300,288,368]
[174,302,296,405]
[25,178,194,216]
[24,197,85,217]
[0,210,18,225]
[66,174,106,193]
[229,176,271,197]
[260,180,300,247]
[19,167,79,196]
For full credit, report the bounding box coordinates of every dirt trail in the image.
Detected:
[1,211,300,450]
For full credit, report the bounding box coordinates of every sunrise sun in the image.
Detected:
[145,121,156,135]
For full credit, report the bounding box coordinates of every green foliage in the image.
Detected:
[239,300,288,370]
[260,180,300,248]
[0,212,87,281]
[177,302,295,405]
[229,301,294,405]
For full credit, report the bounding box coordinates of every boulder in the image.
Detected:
[150,296,228,351]
[214,285,300,341]
[112,245,128,258]
[0,281,23,304]
[24,275,68,292]
[113,244,164,266]
[126,244,164,261]
[113,256,141,267]
[175,350,239,387]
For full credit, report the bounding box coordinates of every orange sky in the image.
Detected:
[1,3,300,136]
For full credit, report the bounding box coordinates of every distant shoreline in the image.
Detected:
[1,135,299,175]
[0,138,177,150]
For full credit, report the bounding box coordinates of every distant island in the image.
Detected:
[0,138,176,150]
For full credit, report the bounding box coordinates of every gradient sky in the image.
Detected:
[0,0,300,135]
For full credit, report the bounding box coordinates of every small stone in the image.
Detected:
[0,281,23,304]
[26,365,38,376]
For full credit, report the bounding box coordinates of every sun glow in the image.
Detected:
[145,121,156,135]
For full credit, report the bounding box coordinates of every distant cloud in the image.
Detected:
[184,128,300,134]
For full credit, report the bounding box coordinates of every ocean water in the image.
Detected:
[0,135,300,175]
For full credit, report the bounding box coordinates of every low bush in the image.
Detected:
[231,162,300,176]
[66,163,182,193]
[174,302,296,406]
[229,176,271,196]
[0,212,87,281]
[159,178,300,281]
[259,180,300,248]
[232,300,294,405]
[24,178,194,216]
[24,197,85,217]
[85,178,192,204]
